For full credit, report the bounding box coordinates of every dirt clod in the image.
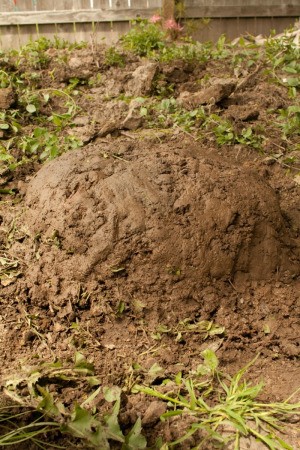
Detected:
[0,87,16,109]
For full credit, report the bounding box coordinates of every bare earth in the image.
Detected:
[0,42,299,448]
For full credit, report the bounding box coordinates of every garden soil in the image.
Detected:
[0,42,299,449]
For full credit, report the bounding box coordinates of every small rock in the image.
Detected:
[98,119,120,137]
[17,180,27,196]
[73,116,90,126]
[142,401,167,426]
[126,62,158,96]
[122,115,142,131]
[68,56,93,70]
[263,157,276,166]
[104,79,123,98]
[70,124,98,144]
[178,79,236,109]
[224,104,259,121]
[122,99,143,130]
[0,87,16,109]
[294,174,300,185]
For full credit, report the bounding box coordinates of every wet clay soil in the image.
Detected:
[0,43,299,448]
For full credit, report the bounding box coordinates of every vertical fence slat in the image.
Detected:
[36,0,54,11]
[0,0,12,12]
[128,0,150,9]
[147,0,162,7]
[110,0,130,9]
[93,0,110,9]
[71,0,92,8]
[12,0,34,12]
[54,1,73,10]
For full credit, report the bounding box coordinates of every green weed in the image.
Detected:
[264,31,300,89]
[0,110,21,134]
[19,127,82,161]
[134,351,299,449]
[0,70,11,88]
[277,105,300,137]
[157,41,209,63]
[152,319,225,342]
[1,353,146,449]
[13,36,86,69]
[16,37,52,69]
[104,47,126,67]
[143,99,264,149]
[144,97,206,132]
[208,115,264,149]
[121,19,165,56]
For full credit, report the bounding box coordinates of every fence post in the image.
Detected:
[162,0,175,21]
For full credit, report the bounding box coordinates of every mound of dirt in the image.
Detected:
[1,35,300,449]
[22,142,299,312]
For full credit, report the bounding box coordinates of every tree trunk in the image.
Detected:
[162,0,175,20]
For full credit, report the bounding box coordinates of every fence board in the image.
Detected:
[184,0,300,17]
[54,1,76,10]
[36,0,54,10]
[148,0,162,6]
[0,0,299,51]
[13,0,34,12]
[0,9,159,25]
[109,0,130,8]
[185,0,298,5]
[0,0,13,12]
[93,0,110,8]
[191,16,297,42]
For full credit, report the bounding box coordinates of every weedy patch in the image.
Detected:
[0,253,21,286]
[19,127,83,161]
[121,19,166,57]
[1,352,146,449]
[152,319,225,343]
[264,30,300,93]
[277,105,300,138]
[104,47,126,68]
[141,98,265,150]
[134,351,299,449]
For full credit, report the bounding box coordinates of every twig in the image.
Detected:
[120,131,137,139]
[112,153,129,162]
[236,64,264,92]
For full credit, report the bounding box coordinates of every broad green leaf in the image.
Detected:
[0,153,13,161]
[74,352,94,374]
[67,405,109,448]
[103,386,121,402]
[26,104,37,113]
[0,188,14,195]
[202,349,219,372]
[105,398,124,442]
[43,93,50,103]
[123,417,147,450]
[148,363,164,379]
[81,385,102,407]
[87,376,101,387]
[36,386,61,417]
[184,379,197,410]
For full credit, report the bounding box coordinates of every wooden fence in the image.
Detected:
[0,1,299,50]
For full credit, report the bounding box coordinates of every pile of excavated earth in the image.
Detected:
[0,28,299,449]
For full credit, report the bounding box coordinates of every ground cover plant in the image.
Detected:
[0,19,299,449]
